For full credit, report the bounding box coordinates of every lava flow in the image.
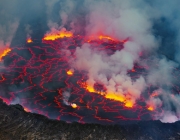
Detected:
[0,48,11,61]
[43,29,73,41]
[0,31,179,125]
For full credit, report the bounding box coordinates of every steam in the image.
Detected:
[70,43,146,105]
[160,112,178,123]
[65,0,180,122]
[0,3,19,51]
[62,90,71,106]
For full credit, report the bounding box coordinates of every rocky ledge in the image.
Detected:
[0,99,180,140]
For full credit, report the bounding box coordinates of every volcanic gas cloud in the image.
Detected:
[0,0,180,124]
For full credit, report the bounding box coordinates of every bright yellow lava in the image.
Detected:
[24,107,30,112]
[66,69,74,76]
[147,106,154,111]
[27,38,33,43]
[71,103,77,109]
[99,35,115,41]
[105,93,125,102]
[84,83,134,108]
[0,48,11,61]
[125,101,133,108]
[86,85,95,93]
[43,31,73,41]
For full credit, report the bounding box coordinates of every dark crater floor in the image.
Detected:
[0,99,180,140]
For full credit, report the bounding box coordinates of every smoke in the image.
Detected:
[70,43,146,105]
[62,90,71,106]
[0,0,20,50]
[160,111,178,123]
[62,0,180,122]
[146,57,178,86]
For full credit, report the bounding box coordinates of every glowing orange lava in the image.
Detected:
[27,38,33,43]
[105,93,125,102]
[151,92,159,97]
[0,48,11,61]
[86,85,96,93]
[86,35,129,44]
[125,101,133,108]
[147,106,154,111]
[83,82,134,108]
[66,69,74,76]
[99,35,116,41]
[24,107,31,112]
[71,103,77,109]
[43,30,73,41]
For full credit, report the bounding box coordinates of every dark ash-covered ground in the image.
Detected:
[0,99,180,140]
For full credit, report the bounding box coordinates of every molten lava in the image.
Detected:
[24,107,31,112]
[71,103,77,109]
[148,106,154,111]
[43,30,73,41]
[125,101,133,108]
[86,85,96,93]
[67,69,74,76]
[105,93,125,102]
[0,48,11,61]
[27,37,33,43]
[99,35,116,41]
[84,82,134,108]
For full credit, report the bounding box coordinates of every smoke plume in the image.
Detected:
[66,0,180,122]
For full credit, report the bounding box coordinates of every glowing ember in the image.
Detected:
[43,30,73,41]
[0,48,11,61]
[66,69,74,76]
[71,103,77,109]
[131,68,136,72]
[148,106,154,111]
[24,107,30,112]
[27,38,33,43]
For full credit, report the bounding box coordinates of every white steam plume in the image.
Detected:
[62,90,71,106]
[69,0,157,106]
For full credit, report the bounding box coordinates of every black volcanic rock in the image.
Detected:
[0,99,180,140]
